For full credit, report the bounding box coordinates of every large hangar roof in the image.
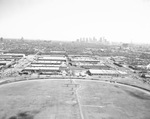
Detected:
[30,64,61,67]
[24,67,60,71]
[38,57,66,61]
[89,69,119,75]
[32,61,62,64]
[88,69,127,75]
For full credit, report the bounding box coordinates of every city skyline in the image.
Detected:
[0,0,150,43]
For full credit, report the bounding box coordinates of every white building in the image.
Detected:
[87,69,126,76]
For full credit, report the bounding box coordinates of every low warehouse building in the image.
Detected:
[70,56,100,63]
[30,64,61,67]
[32,61,62,65]
[81,64,110,70]
[22,67,60,73]
[38,57,67,62]
[87,69,121,76]
[0,61,12,66]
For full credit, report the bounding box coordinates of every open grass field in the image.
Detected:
[0,79,150,119]
[75,80,150,119]
[0,80,81,119]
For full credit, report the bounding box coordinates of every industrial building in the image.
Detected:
[22,67,60,72]
[73,62,111,69]
[0,61,12,66]
[30,64,61,67]
[21,54,68,76]
[0,53,25,61]
[49,51,66,55]
[0,53,25,68]
[0,53,25,58]
[29,63,67,68]
[32,61,62,65]
[87,69,122,76]
[70,57,99,63]
[38,56,67,62]
[81,65,110,70]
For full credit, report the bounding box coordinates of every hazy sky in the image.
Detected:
[0,0,150,43]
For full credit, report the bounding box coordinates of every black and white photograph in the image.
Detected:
[0,0,150,118]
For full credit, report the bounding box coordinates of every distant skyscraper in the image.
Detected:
[86,38,89,43]
[83,37,85,42]
[76,39,80,42]
[92,37,97,42]
[89,37,92,42]
[80,38,82,42]
[99,37,102,43]
[77,36,109,44]
[93,37,95,42]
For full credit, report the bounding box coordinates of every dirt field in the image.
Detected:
[0,79,150,119]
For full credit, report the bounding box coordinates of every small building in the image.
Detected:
[73,70,87,77]
[146,64,150,70]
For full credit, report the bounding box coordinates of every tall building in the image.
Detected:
[76,39,80,42]
[99,37,102,43]
[86,38,89,43]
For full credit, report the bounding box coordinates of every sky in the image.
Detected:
[0,0,150,43]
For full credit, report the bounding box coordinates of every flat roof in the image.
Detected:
[0,55,12,57]
[30,64,61,67]
[69,54,98,57]
[71,57,99,62]
[24,67,60,71]
[32,61,62,64]
[75,62,105,66]
[0,61,11,63]
[117,71,127,75]
[38,55,65,57]
[1,53,25,57]
[4,53,25,55]
[38,57,66,60]
[0,57,20,59]
[50,51,66,53]
[89,69,119,74]
[0,59,12,61]
[72,59,99,62]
